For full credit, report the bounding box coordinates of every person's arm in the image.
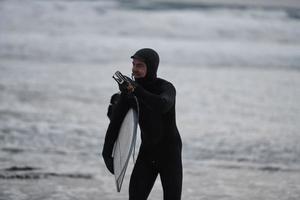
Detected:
[102,93,129,174]
[134,82,175,113]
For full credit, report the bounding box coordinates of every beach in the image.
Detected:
[1,0,300,199]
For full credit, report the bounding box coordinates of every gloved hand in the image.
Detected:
[118,75,137,94]
[103,154,114,174]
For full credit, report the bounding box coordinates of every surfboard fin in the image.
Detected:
[112,71,126,85]
[113,71,136,93]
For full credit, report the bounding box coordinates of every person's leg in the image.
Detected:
[129,157,158,200]
[160,157,182,200]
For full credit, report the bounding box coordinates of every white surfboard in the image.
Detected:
[112,108,138,192]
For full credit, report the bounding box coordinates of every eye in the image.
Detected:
[137,64,144,68]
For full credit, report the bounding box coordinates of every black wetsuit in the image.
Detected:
[102,48,182,200]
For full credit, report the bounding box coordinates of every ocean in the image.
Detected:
[1,0,300,199]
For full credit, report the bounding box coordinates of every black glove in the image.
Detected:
[107,93,120,120]
[103,154,114,174]
[118,76,137,94]
[113,71,137,94]
[118,81,129,93]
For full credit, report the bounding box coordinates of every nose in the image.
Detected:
[132,65,138,73]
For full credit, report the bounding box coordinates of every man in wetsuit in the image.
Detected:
[102,48,182,200]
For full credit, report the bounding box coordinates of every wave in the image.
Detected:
[1,146,98,157]
[120,0,300,10]
[184,145,300,174]
[287,9,300,20]
[194,160,300,173]
[4,166,41,171]
[120,0,300,21]
[1,0,299,70]
[0,172,93,180]
[213,162,300,173]
[0,166,93,180]
[1,147,24,154]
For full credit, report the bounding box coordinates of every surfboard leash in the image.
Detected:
[132,95,139,163]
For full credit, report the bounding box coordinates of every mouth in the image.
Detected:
[132,72,140,78]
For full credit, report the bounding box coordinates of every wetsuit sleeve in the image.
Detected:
[134,82,175,113]
[102,94,130,159]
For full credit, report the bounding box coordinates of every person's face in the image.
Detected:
[132,58,147,79]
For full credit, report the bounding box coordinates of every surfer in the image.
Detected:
[102,48,182,200]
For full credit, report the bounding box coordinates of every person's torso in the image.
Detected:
[137,78,182,157]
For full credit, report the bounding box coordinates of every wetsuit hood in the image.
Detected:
[131,48,159,84]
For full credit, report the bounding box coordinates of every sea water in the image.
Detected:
[1,0,300,199]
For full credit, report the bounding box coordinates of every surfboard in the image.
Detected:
[112,108,138,192]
